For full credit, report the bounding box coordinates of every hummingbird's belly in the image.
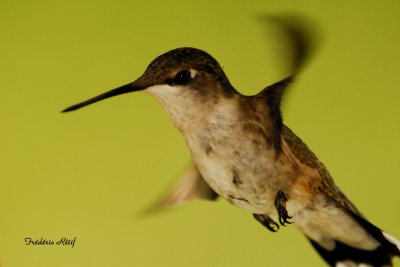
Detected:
[191,140,282,215]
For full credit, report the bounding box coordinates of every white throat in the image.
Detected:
[146,84,205,133]
[146,83,236,137]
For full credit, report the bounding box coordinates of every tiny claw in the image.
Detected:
[253,214,280,232]
[275,191,293,226]
[267,220,280,232]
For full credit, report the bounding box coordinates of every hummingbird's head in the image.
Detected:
[62,47,235,113]
[141,47,233,89]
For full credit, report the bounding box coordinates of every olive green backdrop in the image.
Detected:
[0,1,399,266]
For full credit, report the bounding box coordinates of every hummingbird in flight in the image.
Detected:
[62,19,400,267]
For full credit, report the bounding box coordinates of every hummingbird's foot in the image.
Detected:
[253,214,280,232]
[274,191,293,226]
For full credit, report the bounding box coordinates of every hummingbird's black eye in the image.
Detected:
[173,70,191,85]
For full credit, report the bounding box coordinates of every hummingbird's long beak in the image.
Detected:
[62,82,145,112]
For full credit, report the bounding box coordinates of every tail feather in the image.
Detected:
[305,210,399,267]
[382,232,400,252]
[308,237,397,267]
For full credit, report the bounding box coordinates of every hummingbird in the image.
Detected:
[62,23,400,267]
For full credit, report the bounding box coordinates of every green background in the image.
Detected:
[0,0,399,266]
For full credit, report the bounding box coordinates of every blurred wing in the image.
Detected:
[161,164,218,208]
[259,14,320,155]
[259,14,320,76]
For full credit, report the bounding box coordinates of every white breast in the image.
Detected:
[184,102,279,214]
[147,84,278,214]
